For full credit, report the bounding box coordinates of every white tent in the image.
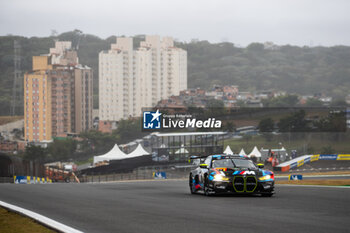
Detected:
[93,144,128,164]
[248,146,262,158]
[127,144,150,158]
[239,148,247,157]
[224,145,234,155]
[175,144,189,154]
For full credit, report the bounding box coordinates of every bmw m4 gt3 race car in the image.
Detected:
[189,155,275,197]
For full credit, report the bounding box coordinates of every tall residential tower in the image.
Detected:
[24,42,93,142]
[99,36,187,122]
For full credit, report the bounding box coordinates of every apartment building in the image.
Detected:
[99,35,187,122]
[24,42,93,142]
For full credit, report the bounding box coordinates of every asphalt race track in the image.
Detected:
[275,174,350,180]
[0,181,349,233]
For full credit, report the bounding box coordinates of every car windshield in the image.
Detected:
[212,158,256,169]
[212,159,235,168]
[232,159,256,169]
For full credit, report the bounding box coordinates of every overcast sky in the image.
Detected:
[1,0,349,46]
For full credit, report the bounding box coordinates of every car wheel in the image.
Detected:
[204,178,214,196]
[189,174,197,194]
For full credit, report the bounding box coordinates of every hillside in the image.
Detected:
[0,31,349,115]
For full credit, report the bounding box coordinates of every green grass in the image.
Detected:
[0,207,54,233]
[224,133,350,154]
[276,179,350,186]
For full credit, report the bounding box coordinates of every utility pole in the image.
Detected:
[11,40,22,116]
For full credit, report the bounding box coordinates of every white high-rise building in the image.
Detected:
[99,36,187,121]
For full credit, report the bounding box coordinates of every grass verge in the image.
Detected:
[276,179,350,186]
[279,171,350,176]
[0,206,54,233]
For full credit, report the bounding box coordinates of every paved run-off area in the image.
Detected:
[0,180,349,233]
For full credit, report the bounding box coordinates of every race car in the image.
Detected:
[189,154,275,197]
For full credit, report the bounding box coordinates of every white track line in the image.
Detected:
[0,200,83,233]
[277,184,350,189]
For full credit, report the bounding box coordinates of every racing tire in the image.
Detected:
[204,178,214,196]
[189,174,198,194]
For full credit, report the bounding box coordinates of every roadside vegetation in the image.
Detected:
[1,31,350,115]
[0,207,54,233]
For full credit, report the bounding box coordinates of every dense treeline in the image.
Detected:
[1,31,350,115]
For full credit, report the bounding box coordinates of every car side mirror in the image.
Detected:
[200,164,208,168]
[257,163,264,168]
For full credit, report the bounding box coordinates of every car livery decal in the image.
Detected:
[209,169,221,181]
[259,170,274,182]
[262,170,273,176]
[214,167,227,171]
[233,171,256,175]
[193,179,203,189]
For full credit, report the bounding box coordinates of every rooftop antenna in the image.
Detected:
[11,40,22,116]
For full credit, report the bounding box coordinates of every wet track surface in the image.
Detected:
[0,180,349,233]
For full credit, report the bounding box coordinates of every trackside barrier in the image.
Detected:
[80,166,193,183]
[13,176,52,184]
[153,172,167,179]
[289,174,303,180]
[275,154,350,172]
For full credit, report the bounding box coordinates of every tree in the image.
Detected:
[264,95,299,107]
[305,98,323,107]
[48,138,76,161]
[223,121,236,132]
[278,110,308,132]
[330,99,347,107]
[79,130,117,153]
[206,99,224,108]
[258,118,274,132]
[24,144,47,162]
[259,118,275,142]
[112,118,147,144]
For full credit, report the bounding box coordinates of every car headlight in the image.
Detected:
[213,172,229,181]
[259,174,274,181]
